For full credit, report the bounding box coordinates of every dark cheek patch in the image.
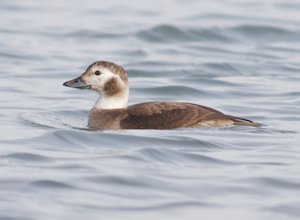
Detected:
[103,78,122,96]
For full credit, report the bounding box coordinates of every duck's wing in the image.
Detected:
[120,102,226,129]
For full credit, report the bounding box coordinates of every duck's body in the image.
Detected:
[63,61,257,130]
[88,102,254,130]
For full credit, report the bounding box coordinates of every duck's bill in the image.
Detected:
[63,77,91,89]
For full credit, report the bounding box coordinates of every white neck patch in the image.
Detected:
[94,86,129,109]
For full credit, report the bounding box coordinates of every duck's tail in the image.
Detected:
[229,116,262,127]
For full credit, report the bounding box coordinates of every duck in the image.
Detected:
[63,61,257,130]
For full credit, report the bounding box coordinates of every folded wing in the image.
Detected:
[120,102,230,129]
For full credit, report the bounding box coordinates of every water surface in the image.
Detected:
[1,0,300,219]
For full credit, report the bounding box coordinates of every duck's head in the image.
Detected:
[63,61,129,109]
[63,61,128,92]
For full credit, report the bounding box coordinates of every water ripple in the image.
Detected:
[1,0,300,219]
[137,24,231,43]
[30,180,75,190]
[1,152,51,162]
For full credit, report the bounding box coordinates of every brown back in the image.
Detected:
[120,102,224,129]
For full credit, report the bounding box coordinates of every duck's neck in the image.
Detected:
[93,87,129,110]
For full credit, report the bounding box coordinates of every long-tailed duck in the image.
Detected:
[63,61,257,130]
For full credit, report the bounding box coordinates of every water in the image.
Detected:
[1,0,300,219]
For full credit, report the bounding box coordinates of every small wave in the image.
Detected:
[63,30,125,39]
[230,24,299,41]
[85,175,153,188]
[137,147,231,165]
[1,152,51,162]
[136,24,300,44]
[30,180,75,190]
[202,62,241,75]
[136,24,231,43]
[76,200,213,211]
[128,69,185,78]
[138,85,211,98]
[243,177,300,190]
[265,203,300,217]
[0,51,41,61]
[232,24,293,34]
[19,110,89,130]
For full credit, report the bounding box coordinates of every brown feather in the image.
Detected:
[88,102,257,130]
[119,102,227,129]
[103,78,122,96]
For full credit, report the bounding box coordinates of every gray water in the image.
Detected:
[1,0,300,219]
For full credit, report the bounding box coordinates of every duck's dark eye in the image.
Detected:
[94,70,101,76]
